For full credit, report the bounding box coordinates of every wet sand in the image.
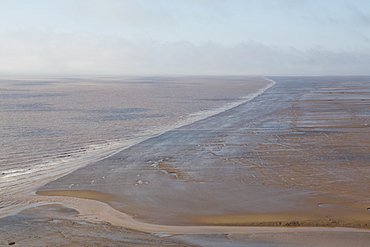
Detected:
[2,203,369,246]
[37,76,370,227]
[2,76,370,246]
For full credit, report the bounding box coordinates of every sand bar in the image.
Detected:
[36,76,370,230]
[2,76,370,246]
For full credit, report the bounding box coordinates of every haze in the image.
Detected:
[1,0,369,76]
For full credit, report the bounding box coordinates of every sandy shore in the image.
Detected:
[2,202,369,246]
[2,76,370,246]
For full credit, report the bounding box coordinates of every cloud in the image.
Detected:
[349,5,370,27]
[0,31,369,76]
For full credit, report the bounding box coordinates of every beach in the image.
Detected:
[1,76,370,246]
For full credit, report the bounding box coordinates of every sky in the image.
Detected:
[0,0,370,76]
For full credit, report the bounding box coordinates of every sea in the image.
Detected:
[0,76,273,215]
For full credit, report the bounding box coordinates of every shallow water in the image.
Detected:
[0,76,271,215]
[36,76,370,228]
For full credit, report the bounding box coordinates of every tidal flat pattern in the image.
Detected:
[0,76,270,215]
[38,76,370,228]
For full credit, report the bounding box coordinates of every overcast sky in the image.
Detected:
[1,0,369,76]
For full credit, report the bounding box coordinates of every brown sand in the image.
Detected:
[1,203,369,246]
[2,76,370,246]
[25,193,370,234]
[36,189,370,229]
[36,76,370,230]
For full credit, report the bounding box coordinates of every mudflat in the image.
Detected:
[37,76,370,229]
[2,76,370,246]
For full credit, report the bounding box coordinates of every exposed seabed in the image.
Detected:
[1,76,370,246]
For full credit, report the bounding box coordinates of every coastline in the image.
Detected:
[35,76,370,229]
[0,76,273,218]
[2,76,370,246]
[21,193,370,234]
[2,201,369,247]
